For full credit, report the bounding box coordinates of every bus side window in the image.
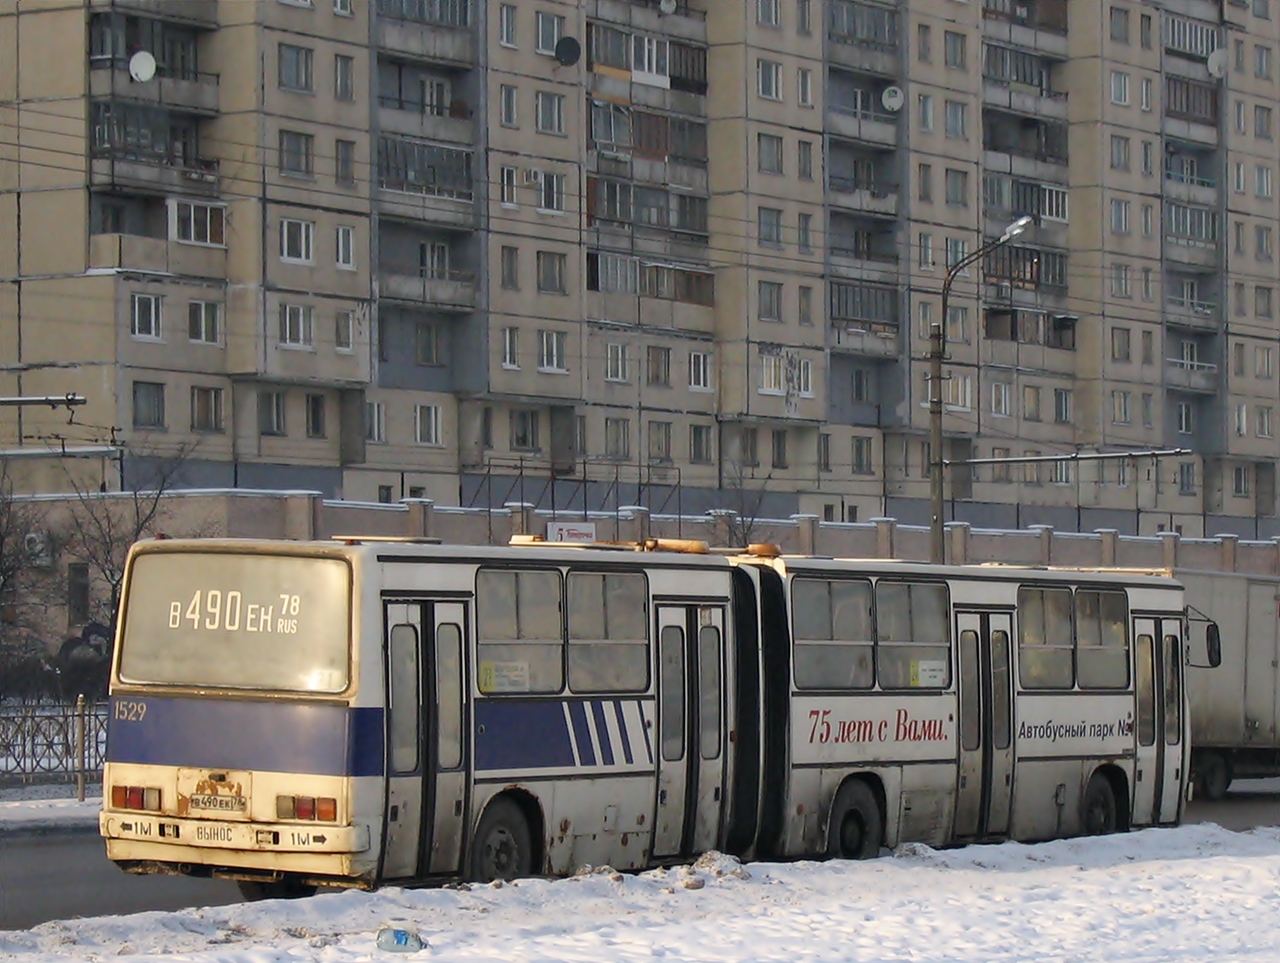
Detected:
[875,581,950,689]
[1076,590,1130,689]
[659,625,685,761]
[389,623,419,773]
[1163,634,1182,745]
[436,623,463,771]
[1135,634,1156,747]
[476,569,563,694]
[698,625,721,760]
[792,577,873,690]
[1017,586,1074,689]
[567,572,649,693]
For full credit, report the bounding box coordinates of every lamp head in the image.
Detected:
[1000,215,1034,242]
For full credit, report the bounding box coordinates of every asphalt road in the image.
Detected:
[0,828,241,932]
[1,779,1277,933]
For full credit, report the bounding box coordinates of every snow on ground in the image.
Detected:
[5,787,1280,961]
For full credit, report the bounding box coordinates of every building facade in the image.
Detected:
[2,0,1279,536]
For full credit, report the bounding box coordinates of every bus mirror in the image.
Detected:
[1206,623,1222,668]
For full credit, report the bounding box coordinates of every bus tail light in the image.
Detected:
[276,794,337,821]
[111,785,161,811]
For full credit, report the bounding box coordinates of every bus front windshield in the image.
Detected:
[118,552,351,693]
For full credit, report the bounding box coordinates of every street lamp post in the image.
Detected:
[930,214,1034,564]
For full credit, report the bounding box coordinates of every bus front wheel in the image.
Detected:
[471,797,533,882]
[827,780,883,860]
[1081,773,1118,835]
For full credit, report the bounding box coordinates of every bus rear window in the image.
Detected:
[119,552,351,693]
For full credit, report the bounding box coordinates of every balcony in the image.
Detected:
[826,105,899,148]
[831,326,899,358]
[87,233,226,277]
[982,79,1067,121]
[828,177,898,216]
[377,96,473,144]
[827,1,901,76]
[88,0,218,27]
[376,0,474,66]
[1163,167,1218,207]
[1165,358,1219,393]
[1164,234,1218,268]
[90,153,219,196]
[379,266,477,310]
[89,63,219,116]
[981,0,1068,34]
[1165,294,1220,331]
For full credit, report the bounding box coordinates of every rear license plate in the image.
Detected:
[189,793,247,812]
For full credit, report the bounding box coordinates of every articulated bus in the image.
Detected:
[100,537,1211,898]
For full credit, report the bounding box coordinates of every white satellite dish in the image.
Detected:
[881,85,905,112]
[658,0,678,13]
[1207,48,1228,79]
[128,50,157,83]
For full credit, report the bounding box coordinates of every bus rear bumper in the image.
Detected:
[100,811,370,857]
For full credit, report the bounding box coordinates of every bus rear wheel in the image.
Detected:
[236,878,317,901]
[1081,773,1118,835]
[827,780,883,860]
[471,797,533,882]
[1196,752,1232,801]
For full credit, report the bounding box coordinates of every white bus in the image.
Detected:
[99,537,1209,898]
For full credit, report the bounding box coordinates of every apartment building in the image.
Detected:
[1,0,1279,536]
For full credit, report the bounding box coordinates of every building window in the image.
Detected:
[648,420,672,462]
[740,427,759,467]
[1177,401,1194,434]
[131,293,161,339]
[1258,44,1274,79]
[604,417,630,459]
[278,44,313,92]
[279,130,314,176]
[132,381,165,429]
[1023,385,1042,421]
[918,163,933,202]
[759,280,783,321]
[853,436,873,474]
[1110,5,1130,42]
[945,237,969,270]
[945,168,969,206]
[1178,462,1196,494]
[502,327,519,368]
[818,433,831,472]
[188,301,220,344]
[415,404,443,446]
[759,351,784,394]
[757,0,779,26]
[758,133,784,174]
[918,23,932,61]
[538,172,565,212]
[377,486,393,504]
[364,401,385,443]
[690,424,713,463]
[797,0,811,33]
[1260,225,1275,260]
[944,100,967,138]
[501,246,519,290]
[771,428,788,469]
[991,447,1011,483]
[1234,465,1251,497]
[1258,104,1275,139]
[415,322,442,366]
[1111,262,1131,297]
[260,390,287,436]
[535,11,564,55]
[1110,199,1130,234]
[279,303,315,347]
[606,342,630,382]
[799,286,813,325]
[798,67,813,106]
[280,218,314,263]
[1257,345,1274,377]
[499,3,517,46]
[1259,406,1274,437]
[798,213,812,252]
[647,345,671,386]
[798,140,813,179]
[306,393,325,438]
[758,207,783,247]
[190,386,224,432]
[1110,70,1129,105]
[539,329,567,372]
[500,84,518,127]
[334,310,353,351]
[1110,135,1130,170]
[500,165,518,206]
[1111,327,1131,361]
[991,382,1010,417]
[172,201,224,245]
[535,91,565,134]
[334,54,354,101]
[336,139,355,184]
[335,225,354,269]
[944,30,966,69]
[536,251,567,293]
[690,351,712,390]
[1054,388,1072,424]
[757,58,782,99]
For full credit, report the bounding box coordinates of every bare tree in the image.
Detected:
[0,465,63,701]
[712,463,779,548]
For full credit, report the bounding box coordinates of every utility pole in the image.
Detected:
[930,215,1033,564]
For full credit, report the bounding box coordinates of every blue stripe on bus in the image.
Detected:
[473,700,576,771]
[591,701,615,766]
[613,701,634,765]
[106,696,384,777]
[567,702,596,766]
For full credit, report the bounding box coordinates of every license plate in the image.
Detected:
[188,793,247,812]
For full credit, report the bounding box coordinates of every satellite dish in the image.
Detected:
[1207,48,1228,79]
[659,0,678,13]
[553,36,581,67]
[881,85,904,112]
[128,50,157,83]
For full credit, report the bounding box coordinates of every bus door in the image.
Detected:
[381,601,469,880]
[1157,617,1185,823]
[954,611,1015,839]
[1132,616,1181,825]
[653,604,727,859]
